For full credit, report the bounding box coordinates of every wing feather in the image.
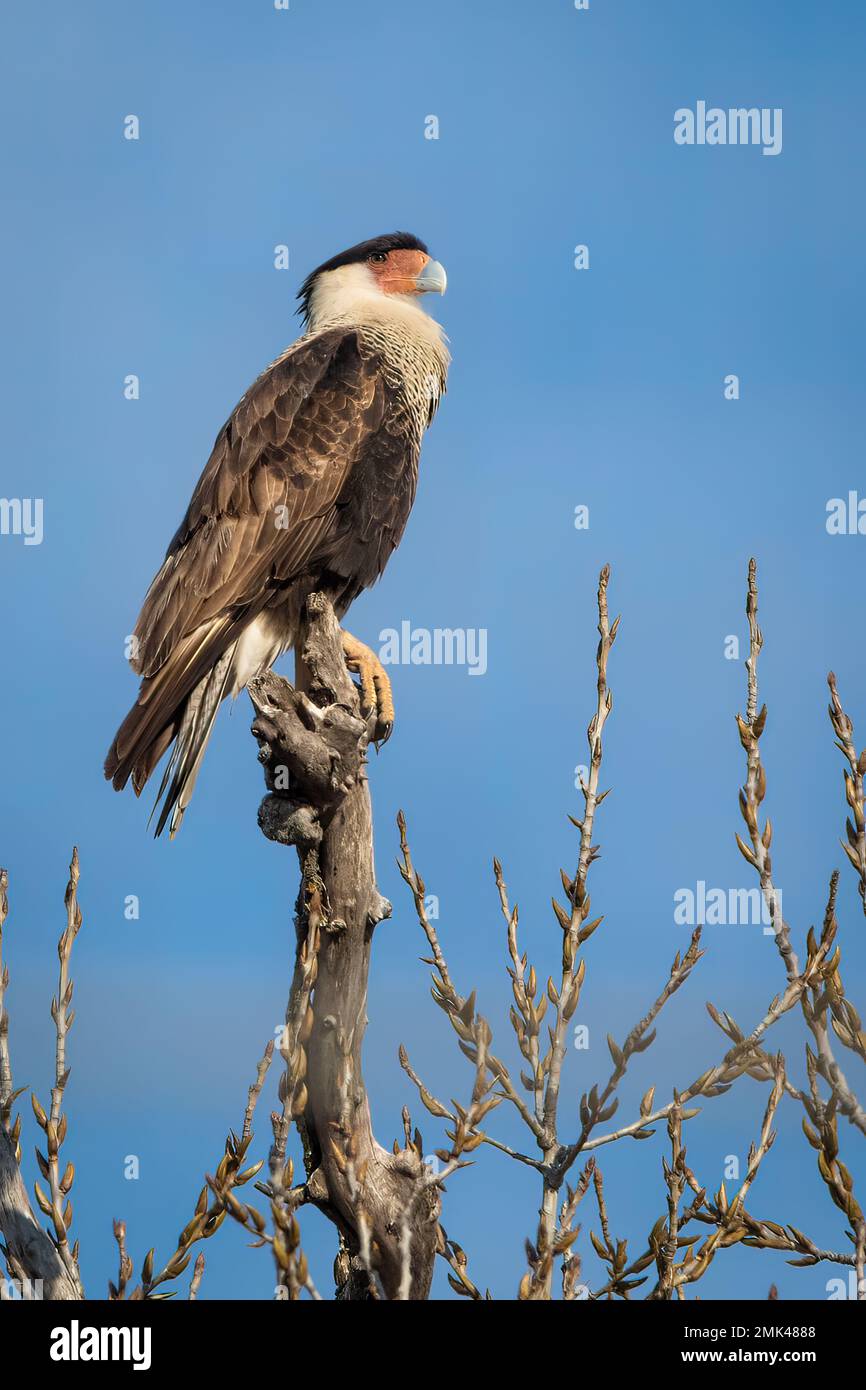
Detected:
[131,328,383,679]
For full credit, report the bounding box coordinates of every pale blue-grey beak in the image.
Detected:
[415,259,447,295]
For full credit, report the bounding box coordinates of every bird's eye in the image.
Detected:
[368,252,387,264]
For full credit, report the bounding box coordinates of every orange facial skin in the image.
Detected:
[367,248,431,296]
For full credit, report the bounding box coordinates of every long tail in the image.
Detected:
[151,646,237,838]
[106,601,253,834]
[105,625,239,837]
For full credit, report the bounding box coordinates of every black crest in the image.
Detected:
[297,231,429,323]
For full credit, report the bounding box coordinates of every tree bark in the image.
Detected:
[248,594,439,1300]
[0,1124,81,1299]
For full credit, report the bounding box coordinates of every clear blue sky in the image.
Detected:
[1,0,864,1300]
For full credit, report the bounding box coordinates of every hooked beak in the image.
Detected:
[415,258,447,295]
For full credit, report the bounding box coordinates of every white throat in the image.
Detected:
[306,262,446,352]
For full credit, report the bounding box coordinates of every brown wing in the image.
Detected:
[132,326,387,678]
[106,327,390,794]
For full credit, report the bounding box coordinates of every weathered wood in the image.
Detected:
[249,594,439,1300]
[0,1123,81,1299]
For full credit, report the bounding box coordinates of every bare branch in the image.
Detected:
[249,594,440,1300]
[828,672,866,919]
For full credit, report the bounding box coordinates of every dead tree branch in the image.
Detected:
[248,593,438,1300]
[0,860,83,1300]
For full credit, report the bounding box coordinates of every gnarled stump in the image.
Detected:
[248,594,439,1300]
[0,1124,82,1300]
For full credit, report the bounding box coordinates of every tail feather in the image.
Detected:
[105,604,280,836]
[104,614,245,792]
[151,645,237,838]
[132,721,176,796]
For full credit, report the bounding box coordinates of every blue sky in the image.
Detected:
[1,0,864,1300]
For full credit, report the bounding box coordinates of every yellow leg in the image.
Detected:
[341,630,395,743]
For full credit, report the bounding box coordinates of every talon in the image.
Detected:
[374,720,394,750]
[341,630,395,743]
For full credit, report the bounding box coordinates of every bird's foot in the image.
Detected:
[340,630,394,745]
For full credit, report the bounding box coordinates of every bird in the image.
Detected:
[105,230,449,837]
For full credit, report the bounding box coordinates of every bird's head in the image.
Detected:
[297,232,447,329]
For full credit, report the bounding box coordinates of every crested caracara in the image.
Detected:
[105,231,449,836]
